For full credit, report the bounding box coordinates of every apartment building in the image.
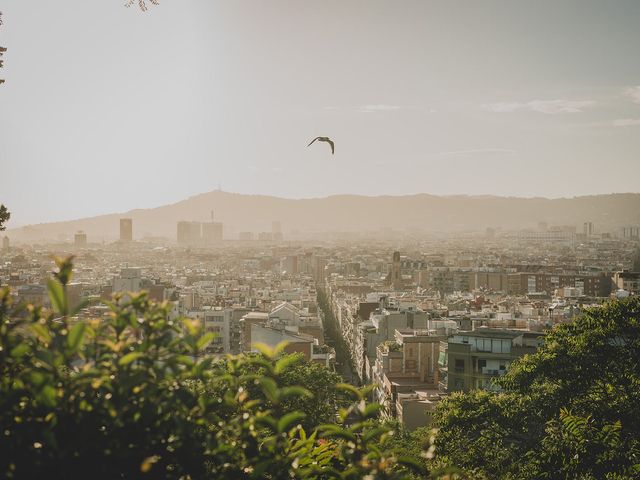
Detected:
[113,267,143,293]
[371,327,455,431]
[357,298,429,383]
[442,329,543,392]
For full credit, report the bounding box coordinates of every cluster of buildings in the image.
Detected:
[322,230,639,430]
[1,220,639,432]
[177,219,224,246]
[0,238,336,367]
[49,216,287,249]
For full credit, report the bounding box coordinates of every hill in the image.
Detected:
[6,191,640,242]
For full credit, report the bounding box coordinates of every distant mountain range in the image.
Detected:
[6,191,640,243]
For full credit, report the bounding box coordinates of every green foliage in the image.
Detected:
[381,421,429,468]
[0,257,428,479]
[537,408,630,479]
[432,297,640,479]
[193,349,347,433]
[277,354,348,430]
[381,341,402,353]
[0,204,9,231]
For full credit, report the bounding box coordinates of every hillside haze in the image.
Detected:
[6,191,640,242]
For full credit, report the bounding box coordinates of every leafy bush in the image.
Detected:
[0,204,9,231]
[0,257,427,479]
[432,297,640,479]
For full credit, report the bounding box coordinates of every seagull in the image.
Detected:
[307,136,335,155]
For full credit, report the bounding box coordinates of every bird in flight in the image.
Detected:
[307,136,335,155]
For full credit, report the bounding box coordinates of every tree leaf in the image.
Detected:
[252,342,275,359]
[318,424,357,442]
[70,298,92,317]
[67,322,86,352]
[278,412,306,433]
[362,402,381,419]
[336,383,362,400]
[395,455,426,473]
[119,351,143,366]
[47,278,66,315]
[275,354,302,375]
[260,377,279,403]
[280,386,313,399]
[196,332,215,350]
[30,323,52,343]
[10,343,30,358]
[39,385,57,408]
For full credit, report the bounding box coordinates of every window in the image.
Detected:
[438,351,447,366]
[454,379,465,390]
[478,359,487,371]
[454,359,465,373]
[477,338,491,352]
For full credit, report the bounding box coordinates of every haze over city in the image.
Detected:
[2,0,640,226]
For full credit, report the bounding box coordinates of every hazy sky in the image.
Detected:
[1,1,640,225]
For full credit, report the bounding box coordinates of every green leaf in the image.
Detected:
[67,322,86,352]
[252,342,275,359]
[245,356,275,375]
[280,386,313,399]
[119,351,143,366]
[175,355,195,367]
[30,323,52,343]
[272,341,289,357]
[336,383,362,400]
[47,278,66,315]
[39,385,57,408]
[396,456,426,473]
[319,424,357,442]
[260,377,279,403]
[10,342,30,358]
[181,318,201,336]
[196,332,215,350]
[254,415,278,431]
[362,426,389,443]
[70,298,92,317]
[362,402,381,419]
[274,354,302,375]
[278,412,306,433]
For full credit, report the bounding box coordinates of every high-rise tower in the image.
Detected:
[120,218,133,242]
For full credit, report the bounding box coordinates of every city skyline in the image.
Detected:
[5,190,640,242]
[1,1,640,224]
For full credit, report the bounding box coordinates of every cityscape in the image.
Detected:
[1,1,640,479]
[2,209,640,430]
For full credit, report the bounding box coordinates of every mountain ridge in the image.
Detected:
[6,191,640,242]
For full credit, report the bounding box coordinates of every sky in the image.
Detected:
[1,0,640,226]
